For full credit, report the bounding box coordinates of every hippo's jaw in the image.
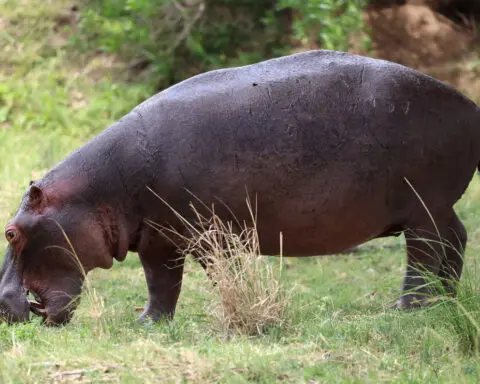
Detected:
[25,282,81,326]
[27,292,78,326]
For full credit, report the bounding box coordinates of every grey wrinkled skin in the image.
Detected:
[1,50,480,325]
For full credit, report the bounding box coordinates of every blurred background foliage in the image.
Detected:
[1,0,479,136]
[73,0,368,89]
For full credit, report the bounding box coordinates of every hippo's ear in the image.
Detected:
[29,185,44,206]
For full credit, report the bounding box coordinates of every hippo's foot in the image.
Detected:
[137,310,173,323]
[389,293,440,310]
[136,305,174,323]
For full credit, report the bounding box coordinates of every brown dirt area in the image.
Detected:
[363,0,480,99]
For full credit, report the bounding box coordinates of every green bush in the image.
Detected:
[73,0,368,89]
[75,0,290,88]
[276,0,368,51]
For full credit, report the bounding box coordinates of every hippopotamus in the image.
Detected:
[1,50,480,325]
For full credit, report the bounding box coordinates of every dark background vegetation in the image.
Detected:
[69,0,480,94]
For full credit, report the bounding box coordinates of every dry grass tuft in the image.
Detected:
[147,192,289,336]
[192,212,288,336]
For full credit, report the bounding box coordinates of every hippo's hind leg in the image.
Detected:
[394,209,466,309]
[437,213,467,294]
[137,228,185,322]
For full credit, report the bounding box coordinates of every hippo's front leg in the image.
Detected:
[137,237,185,322]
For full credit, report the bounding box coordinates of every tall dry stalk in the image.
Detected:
[146,192,289,336]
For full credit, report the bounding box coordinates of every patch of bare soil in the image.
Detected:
[363,1,480,98]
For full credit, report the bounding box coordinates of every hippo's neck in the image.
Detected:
[41,112,151,246]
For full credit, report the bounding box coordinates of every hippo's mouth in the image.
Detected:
[26,290,47,319]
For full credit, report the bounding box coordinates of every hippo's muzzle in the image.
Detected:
[0,247,30,323]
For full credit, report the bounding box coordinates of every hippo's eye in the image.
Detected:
[5,230,16,243]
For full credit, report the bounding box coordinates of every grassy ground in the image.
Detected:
[2,1,480,382]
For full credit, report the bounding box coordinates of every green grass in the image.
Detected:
[2,1,480,382]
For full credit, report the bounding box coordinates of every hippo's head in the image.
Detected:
[0,182,127,325]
